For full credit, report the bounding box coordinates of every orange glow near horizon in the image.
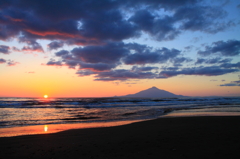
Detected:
[0,63,240,97]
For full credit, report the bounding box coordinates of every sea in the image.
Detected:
[1,97,240,137]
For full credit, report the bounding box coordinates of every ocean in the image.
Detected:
[1,97,240,136]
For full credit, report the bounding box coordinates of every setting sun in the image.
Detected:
[44,95,48,98]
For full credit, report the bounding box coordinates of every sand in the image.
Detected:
[0,116,240,159]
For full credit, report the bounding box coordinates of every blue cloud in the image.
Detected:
[220,80,240,86]
[159,66,239,78]
[198,40,240,56]
[0,58,6,64]
[48,41,64,50]
[0,45,10,54]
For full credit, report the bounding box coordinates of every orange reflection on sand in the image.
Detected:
[0,120,142,137]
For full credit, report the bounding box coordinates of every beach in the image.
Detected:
[1,116,240,159]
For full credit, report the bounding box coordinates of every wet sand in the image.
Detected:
[1,116,240,159]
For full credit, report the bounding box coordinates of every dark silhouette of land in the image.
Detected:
[121,86,185,98]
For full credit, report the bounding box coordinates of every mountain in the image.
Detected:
[120,86,184,98]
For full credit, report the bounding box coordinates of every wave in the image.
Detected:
[0,97,240,108]
[1,97,240,128]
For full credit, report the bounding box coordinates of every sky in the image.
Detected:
[0,0,240,97]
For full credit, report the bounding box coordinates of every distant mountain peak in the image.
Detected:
[149,86,156,89]
[121,86,184,98]
[149,86,159,90]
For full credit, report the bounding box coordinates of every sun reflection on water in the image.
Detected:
[44,125,48,132]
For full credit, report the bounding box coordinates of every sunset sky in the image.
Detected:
[0,0,240,97]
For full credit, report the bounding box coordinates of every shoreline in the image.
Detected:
[1,110,240,137]
[1,116,240,158]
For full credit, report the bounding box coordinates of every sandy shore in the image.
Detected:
[1,116,240,159]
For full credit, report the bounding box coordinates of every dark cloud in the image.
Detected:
[1,0,239,81]
[0,4,80,41]
[66,38,102,46]
[22,45,44,52]
[46,59,63,66]
[214,58,232,64]
[0,45,10,54]
[0,0,235,43]
[191,37,202,43]
[19,37,44,52]
[220,62,240,69]
[123,53,160,65]
[48,42,171,73]
[12,46,21,52]
[159,66,239,78]
[0,0,137,42]
[131,66,158,72]
[198,40,240,56]
[0,58,19,66]
[161,66,179,71]
[173,5,232,33]
[195,58,232,65]
[47,42,128,70]
[210,79,218,81]
[48,41,64,50]
[0,58,6,64]
[129,10,154,32]
[76,70,96,77]
[123,0,200,9]
[79,62,117,71]
[61,42,181,69]
[128,3,233,41]
[195,58,206,65]
[71,42,128,64]
[94,69,157,81]
[123,47,181,65]
[46,40,240,81]
[142,16,180,41]
[184,45,194,51]
[234,80,240,84]
[7,60,19,66]
[50,42,175,71]
[220,83,240,86]
[220,80,240,86]
[11,0,118,21]
[79,10,139,41]
[0,23,20,41]
[64,59,81,68]
[205,58,229,64]
[171,57,193,66]
[75,65,159,81]
[55,50,69,57]
[129,10,180,41]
